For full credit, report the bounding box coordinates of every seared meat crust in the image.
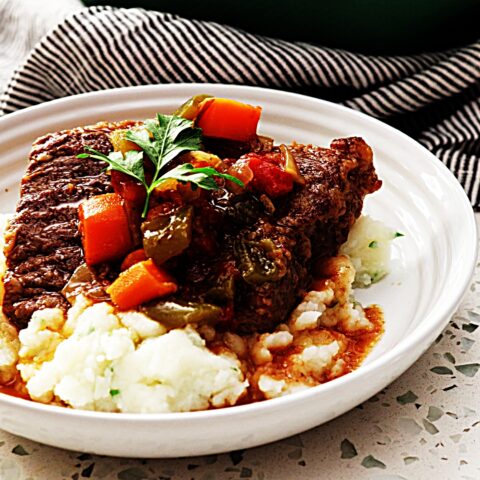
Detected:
[2,121,137,329]
[179,137,380,334]
[278,138,381,258]
[232,137,380,333]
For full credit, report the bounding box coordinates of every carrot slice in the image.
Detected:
[107,259,177,310]
[79,193,133,265]
[196,98,261,142]
[120,249,147,271]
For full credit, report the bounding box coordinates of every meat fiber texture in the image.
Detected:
[2,122,138,329]
[187,137,381,334]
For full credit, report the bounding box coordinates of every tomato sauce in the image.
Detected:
[0,375,30,400]
[341,305,384,374]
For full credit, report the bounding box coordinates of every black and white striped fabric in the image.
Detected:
[2,6,480,209]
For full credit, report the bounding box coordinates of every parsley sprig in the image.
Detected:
[78,114,243,216]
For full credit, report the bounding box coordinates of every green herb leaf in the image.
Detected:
[82,146,146,186]
[122,150,147,184]
[368,240,378,248]
[129,114,203,171]
[79,114,243,217]
[124,130,156,167]
[394,231,405,238]
[109,389,121,397]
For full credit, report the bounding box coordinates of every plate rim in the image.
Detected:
[0,83,477,422]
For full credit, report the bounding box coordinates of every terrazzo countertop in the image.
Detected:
[0,215,478,480]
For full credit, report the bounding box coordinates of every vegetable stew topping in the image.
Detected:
[72,96,380,334]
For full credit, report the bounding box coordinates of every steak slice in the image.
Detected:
[277,137,382,258]
[2,121,137,329]
[175,137,380,334]
[231,137,381,333]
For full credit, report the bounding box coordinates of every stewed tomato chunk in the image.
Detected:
[244,154,294,197]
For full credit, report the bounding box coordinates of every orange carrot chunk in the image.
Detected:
[120,248,147,271]
[196,98,261,142]
[107,259,177,310]
[79,193,133,266]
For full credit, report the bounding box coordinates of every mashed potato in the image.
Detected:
[253,255,373,400]
[340,215,399,287]
[18,298,247,413]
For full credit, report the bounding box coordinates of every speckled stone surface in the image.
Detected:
[0,216,478,479]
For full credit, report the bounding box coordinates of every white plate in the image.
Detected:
[0,84,476,458]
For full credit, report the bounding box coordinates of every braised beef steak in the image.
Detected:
[230,138,380,333]
[177,137,380,334]
[3,124,379,335]
[2,122,137,329]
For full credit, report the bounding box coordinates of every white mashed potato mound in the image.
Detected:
[340,215,397,287]
[292,340,341,376]
[289,289,335,332]
[289,255,373,334]
[257,376,309,399]
[257,338,344,400]
[17,297,247,413]
[0,321,19,385]
[255,251,382,400]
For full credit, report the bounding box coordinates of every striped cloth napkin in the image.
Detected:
[1,6,479,209]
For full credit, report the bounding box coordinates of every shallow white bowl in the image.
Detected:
[0,84,476,458]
